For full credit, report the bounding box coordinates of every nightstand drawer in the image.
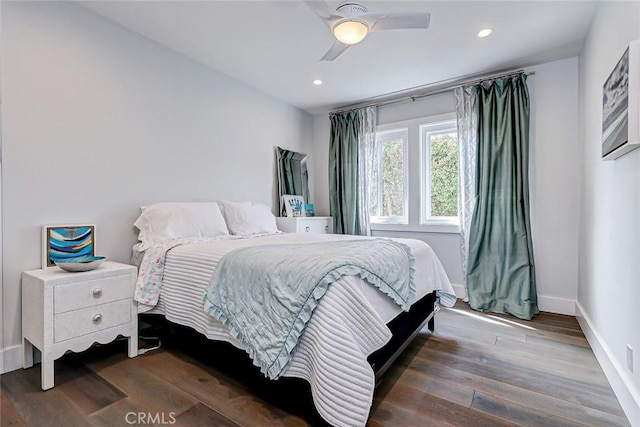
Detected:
[301,219,332,234]
[54,299,131,342]
[54,275,131,314]
[276,217,333,234]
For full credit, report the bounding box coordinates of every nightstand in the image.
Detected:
[276,216,333,234]
[22,261,138,390]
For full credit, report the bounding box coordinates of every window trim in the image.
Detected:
[370,127,408,225]
[369,113,460,234]
[369,222,460,234]
[420,117,459,225]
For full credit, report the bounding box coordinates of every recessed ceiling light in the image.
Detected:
[477,28,493,38]
[313,79,323,85]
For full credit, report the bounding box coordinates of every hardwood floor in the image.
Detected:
[1,301,630,426]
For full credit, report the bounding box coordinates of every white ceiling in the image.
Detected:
[78,1,598,114]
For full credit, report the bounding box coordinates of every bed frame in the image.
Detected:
[368,290,436,384]
[141,290,437,385]
[138,290,437,424]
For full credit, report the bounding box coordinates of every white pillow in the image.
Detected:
[133,202,229,247]
[221,201,279,236]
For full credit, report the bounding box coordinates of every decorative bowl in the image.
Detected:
[55,255,106,272]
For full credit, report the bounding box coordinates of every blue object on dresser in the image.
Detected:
[55,255,106,272]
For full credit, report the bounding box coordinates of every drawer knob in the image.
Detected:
[92,288,102,298]
[305,226,311,232]
[324,225,329,231]
[93,314,103,323]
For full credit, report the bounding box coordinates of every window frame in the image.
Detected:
[370,113,460,234]
[420,118,460,226]
[369,127,409,225]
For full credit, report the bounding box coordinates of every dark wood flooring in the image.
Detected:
[1,301,630,426]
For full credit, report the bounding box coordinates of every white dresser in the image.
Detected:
[22,261,138,390]
[276,216,334,234]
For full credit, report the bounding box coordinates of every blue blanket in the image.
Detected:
[202,239,415,379]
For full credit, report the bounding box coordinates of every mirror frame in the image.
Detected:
[276,146,309,216]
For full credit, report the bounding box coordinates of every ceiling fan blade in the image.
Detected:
[367,13,430,32]
[304,0,342,25]
[321,40,350,61]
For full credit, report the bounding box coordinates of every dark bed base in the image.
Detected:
[140,290,437,387]
[368,290,436,384]
[138,291,437,425]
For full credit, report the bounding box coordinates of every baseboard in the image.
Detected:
[452,285,574,315]
[1,344,23,374]
[576,302,640,426]
[537,295,575,315]
[451,283,466,299]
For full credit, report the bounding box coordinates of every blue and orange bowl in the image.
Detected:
[54,255,106,272]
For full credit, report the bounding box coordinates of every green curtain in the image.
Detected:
[466,75,539,320]
[329,111,363,235]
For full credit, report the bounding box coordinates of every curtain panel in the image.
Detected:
[357,106,376,236]
[466,74,539,320]
[329,107,376,235]
[454,86,477,302]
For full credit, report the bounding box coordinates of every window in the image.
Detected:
[369,128,408,224]
[369,113,459,233]
[421,120,459,223]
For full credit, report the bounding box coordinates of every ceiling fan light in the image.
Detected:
[333,20,368,45]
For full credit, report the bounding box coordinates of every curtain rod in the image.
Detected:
[331,69,535,115]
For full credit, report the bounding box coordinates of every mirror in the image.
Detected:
[276,146,309,216]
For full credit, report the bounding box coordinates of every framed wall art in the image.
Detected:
[42,224,96,268]
[602,39,640,160]
[281,195,305,217]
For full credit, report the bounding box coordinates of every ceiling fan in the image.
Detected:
[304,1,430,61]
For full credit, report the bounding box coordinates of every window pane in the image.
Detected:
[430,132,458,217]
[382,139,405,217]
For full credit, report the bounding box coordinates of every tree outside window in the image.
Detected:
[370,129,407,223]
[429,131,458,217]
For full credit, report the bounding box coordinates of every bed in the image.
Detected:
[132,202,456,427]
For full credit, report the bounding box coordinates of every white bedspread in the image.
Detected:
[136,233,455,427]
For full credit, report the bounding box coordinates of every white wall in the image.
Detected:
[310,113,330,216]
[528,57,580,315]
[0,1,312,371]
[311,59,581,313]
[576,2,640,424]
